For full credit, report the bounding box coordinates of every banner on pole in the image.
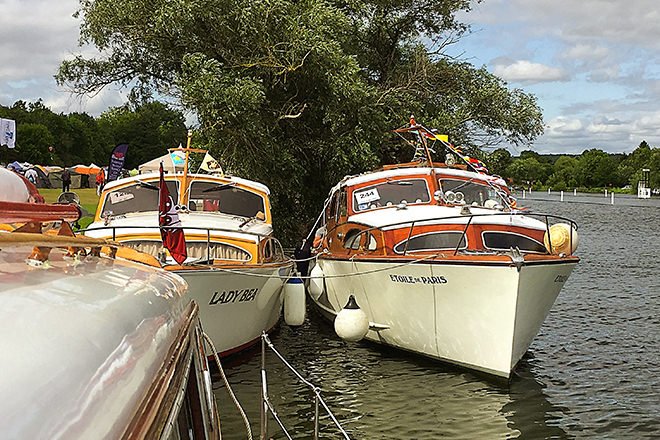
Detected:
[1,118,16,148]
[107,143,129,182]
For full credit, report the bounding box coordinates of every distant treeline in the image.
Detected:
[484,144,659,192]
[2,99,658,195]
[0,99,187,170]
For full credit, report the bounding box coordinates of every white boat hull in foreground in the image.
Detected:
[311,258,577,378]
[178,264,292,355]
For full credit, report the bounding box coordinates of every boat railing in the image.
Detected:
[334,211,578,257]
[79,224,288,264]
[260,332,351,440]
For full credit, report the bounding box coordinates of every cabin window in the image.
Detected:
[482,231,546,253]
[394,231,467,254]
[352,178,430,212]
[101,180,178,217]
[343,229,362,250]
[337,189,347,219]
[343,229,377,251]
[189,181,266,219]
[328,192,338,221]
[438,179,507,208]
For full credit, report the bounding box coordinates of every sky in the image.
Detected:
[1,0,659,155]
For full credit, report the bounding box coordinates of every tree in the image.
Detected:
[505,157,544,185]
[576,149,616,187]
[97,101,187,169]
[486,148,512,177]
[57,0,545,244]
[15,123,56,165]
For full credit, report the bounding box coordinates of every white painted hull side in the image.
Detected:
[312,259,576,377]
[177,264,293,355]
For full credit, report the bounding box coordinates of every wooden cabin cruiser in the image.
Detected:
[84,145,294,357]
[308,123,579,378]
[0,193,221,439]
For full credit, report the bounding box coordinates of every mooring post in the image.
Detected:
[260,335,268,440]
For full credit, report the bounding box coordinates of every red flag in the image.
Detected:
[158,163,187,265]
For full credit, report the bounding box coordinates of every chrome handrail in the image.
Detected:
[329,211,578,257]
[78,224,288,263]
[260,333,351,440]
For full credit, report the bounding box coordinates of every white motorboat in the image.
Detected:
[308,121,580,378]
[84,140,294,357]
[0,193,221,439]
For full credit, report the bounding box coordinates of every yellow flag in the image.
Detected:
[200,152,222,173]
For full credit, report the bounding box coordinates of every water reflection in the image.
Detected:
[213,316,570,439]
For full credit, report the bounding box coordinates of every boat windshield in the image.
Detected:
[188,181,266,218]
[352,178,430,212]
[439,179,507,208]
[101,180,178,217]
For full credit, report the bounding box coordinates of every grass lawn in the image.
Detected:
[40,188,100,229]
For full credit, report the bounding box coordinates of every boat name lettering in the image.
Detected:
[554,275,569,283]
[389,274,447,285]
[209,288,259,305]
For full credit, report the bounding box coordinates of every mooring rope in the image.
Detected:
[202,332,253,440]
[203,252,442,279]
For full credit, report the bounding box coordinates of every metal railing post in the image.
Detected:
[260,335,268,440]
[313,393,320,440]
[206,229,210,262]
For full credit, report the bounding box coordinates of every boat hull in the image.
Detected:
[176,263,293,355]
[311,258,577,378]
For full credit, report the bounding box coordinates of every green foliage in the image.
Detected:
[503,142,660,193]
[56,0,546,244]
[0,100,187,171]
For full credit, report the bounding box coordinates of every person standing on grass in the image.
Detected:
[62,168,71,192]
[95,169,105,196]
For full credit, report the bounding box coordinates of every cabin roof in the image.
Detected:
[103,171,271,195]
[330,166,507,195]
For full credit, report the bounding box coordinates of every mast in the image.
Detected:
[170,130,207,205]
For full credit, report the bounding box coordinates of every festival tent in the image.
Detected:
[138,153,185,174]
[24,166,52,188]
[8,161,23,172]
[74,163,102,175]
[48,169,92,189]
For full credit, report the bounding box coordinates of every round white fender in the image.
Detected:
[334,295,369,342]
[283,276,306,326]
[308,264,324,300]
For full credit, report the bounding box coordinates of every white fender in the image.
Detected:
[308,264,324,300]
[334,295,369,342]
[283,276,306,326]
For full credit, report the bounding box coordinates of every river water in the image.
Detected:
[214,193,660,439]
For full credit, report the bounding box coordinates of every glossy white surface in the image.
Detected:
[313,258,577,377]
[0,244,188,439]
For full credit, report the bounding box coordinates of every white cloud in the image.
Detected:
[44,87,128,116]
[493,60,568,84]
[546,116,583,135]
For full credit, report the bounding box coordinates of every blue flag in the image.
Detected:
[107,143,128,182]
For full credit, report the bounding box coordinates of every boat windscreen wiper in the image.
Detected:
[137,180,159,190]
[202,182,236,193]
